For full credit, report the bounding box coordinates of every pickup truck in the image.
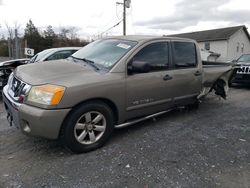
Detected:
[2,36,235,153]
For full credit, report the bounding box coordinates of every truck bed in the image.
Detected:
[202,61,234,86]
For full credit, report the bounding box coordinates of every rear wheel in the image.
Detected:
[61,101,114,153]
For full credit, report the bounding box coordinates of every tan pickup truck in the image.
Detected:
[3,36,234,153]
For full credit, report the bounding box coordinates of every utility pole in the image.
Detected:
[123,0,126,36]
[14,29,19,59]
[8,38,11,58]
[117,0,131,36]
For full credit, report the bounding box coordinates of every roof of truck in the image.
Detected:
[107,35,196,43]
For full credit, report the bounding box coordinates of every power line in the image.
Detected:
[99,20,123,36]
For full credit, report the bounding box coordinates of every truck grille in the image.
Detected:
[7,75,31,103]
[237,66,250,74]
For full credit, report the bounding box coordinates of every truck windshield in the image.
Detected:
[71,39,137,69]
[238,54,250,62]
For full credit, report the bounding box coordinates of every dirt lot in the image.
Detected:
[0,86,250,188]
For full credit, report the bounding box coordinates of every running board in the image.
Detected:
[115,109,173,129]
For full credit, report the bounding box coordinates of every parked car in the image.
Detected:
[3,36,235,153]
[231,54,250,84]
[0,47,80,92]
[0,58,30,92]
[28,47,81,64]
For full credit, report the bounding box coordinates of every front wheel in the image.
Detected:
[60,101,114,153]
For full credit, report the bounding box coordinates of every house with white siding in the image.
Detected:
[169,25,250,62]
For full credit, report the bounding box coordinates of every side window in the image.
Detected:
[173,42,197,68]
[241,43,244,53]
[45,50,74,61]
[132,42,169,72]
[237,42,240,52]
[204,42,210,50]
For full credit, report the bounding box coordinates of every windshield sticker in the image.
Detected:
[117,43,131,49]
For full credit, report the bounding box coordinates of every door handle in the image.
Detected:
[163,74,173,81]
[194,71,202,76]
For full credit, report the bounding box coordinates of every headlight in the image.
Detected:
[27,84,65,105]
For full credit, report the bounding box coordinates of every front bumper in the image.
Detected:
[2,86,71,139]
[231,73,250,84]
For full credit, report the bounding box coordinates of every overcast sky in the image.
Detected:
[0,0,250,40]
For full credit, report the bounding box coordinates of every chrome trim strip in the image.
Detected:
[115,110,171,129]
[126,98,172,111]
[174,93,199,101]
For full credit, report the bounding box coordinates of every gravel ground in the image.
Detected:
[0,86,250,188]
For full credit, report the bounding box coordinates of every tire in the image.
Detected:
[60,101,114,153]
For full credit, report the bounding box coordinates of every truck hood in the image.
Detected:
[15,59,100,86]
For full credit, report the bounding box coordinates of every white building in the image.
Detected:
[169,25,250,62]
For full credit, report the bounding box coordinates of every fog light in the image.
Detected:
[22,120,31,133]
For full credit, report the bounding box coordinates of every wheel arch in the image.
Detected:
[61,98,119,130]
[211,78,228,99]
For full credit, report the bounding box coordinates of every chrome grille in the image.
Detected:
[7,75,31,103]
[237,66,250,74]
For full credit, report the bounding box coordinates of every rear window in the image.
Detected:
[173,42,197,68]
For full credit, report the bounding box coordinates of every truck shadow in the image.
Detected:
[2,106,199,156]
[19,108,187,156]
[230,84,250,90]
[112,108,192,140]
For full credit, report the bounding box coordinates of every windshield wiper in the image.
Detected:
[70,56,100,70]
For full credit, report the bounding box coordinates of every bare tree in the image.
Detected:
[59,26,79,40]
[5,23,14,58]
[68,26,80,40]
[5,22,22,58]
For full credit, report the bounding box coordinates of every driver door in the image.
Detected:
[125,41,175,119]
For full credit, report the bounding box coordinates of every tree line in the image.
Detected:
[0,19,89,57]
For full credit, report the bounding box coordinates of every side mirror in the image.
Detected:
[128,60,150,74]
[232,59,237,63]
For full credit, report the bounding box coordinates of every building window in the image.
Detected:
[236,42,240,52]
[241,43,244,53]
[204,42,210,50]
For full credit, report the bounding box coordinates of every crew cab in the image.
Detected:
[3,36,235,153]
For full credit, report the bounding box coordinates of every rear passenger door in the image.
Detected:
[171,41,202,105]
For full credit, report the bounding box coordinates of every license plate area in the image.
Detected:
[4,102,13,127]
[3,94,20,128]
